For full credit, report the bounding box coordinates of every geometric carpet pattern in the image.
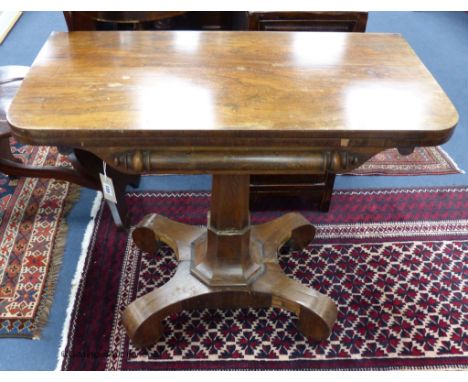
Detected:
[116,239,465,368]
[0,140,77,338]
[60,189,468,370]
[349,147,462,175]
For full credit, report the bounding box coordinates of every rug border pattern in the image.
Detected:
[348,146,463,176]
[0,147,80,338]
[58,187,468,370]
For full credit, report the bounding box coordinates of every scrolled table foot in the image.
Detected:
[251,213,335,339]
[125,215,207,347]
[123,261,336,347]
[122,262,211,348]
[132,213,205,260]
[251,212,316,258]
[252,263,337,340]
[132,225,159,254]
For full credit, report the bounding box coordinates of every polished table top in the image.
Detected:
[8,31,458,149]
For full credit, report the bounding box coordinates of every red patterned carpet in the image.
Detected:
[60,188,468,370]
[349,147,462,175]
[0,141,78,338]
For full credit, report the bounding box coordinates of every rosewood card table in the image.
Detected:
[7,31,458,347]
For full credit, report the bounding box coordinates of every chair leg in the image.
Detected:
[0,135,101,189]
[0,138,140,228]
[73,149,141,228]
[0,135,21,163]
[319,172,336,212]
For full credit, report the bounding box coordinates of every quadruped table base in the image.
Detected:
[122,175,337,348]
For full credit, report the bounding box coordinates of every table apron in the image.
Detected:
[94,148,381,175]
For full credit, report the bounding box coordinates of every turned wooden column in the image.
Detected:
[191,175,263,286]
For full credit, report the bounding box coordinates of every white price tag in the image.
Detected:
[99,173,117,204]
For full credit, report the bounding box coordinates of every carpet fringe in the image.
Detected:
[55,191,103,370]
[31,182,81,339]
[438,146,465,174]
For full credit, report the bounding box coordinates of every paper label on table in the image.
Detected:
[99,173,117,204]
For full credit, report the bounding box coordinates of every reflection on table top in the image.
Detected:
[8,31,458,147]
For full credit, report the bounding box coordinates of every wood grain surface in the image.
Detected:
[7,31,458,148]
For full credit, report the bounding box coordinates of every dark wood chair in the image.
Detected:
[0,65,140,227]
